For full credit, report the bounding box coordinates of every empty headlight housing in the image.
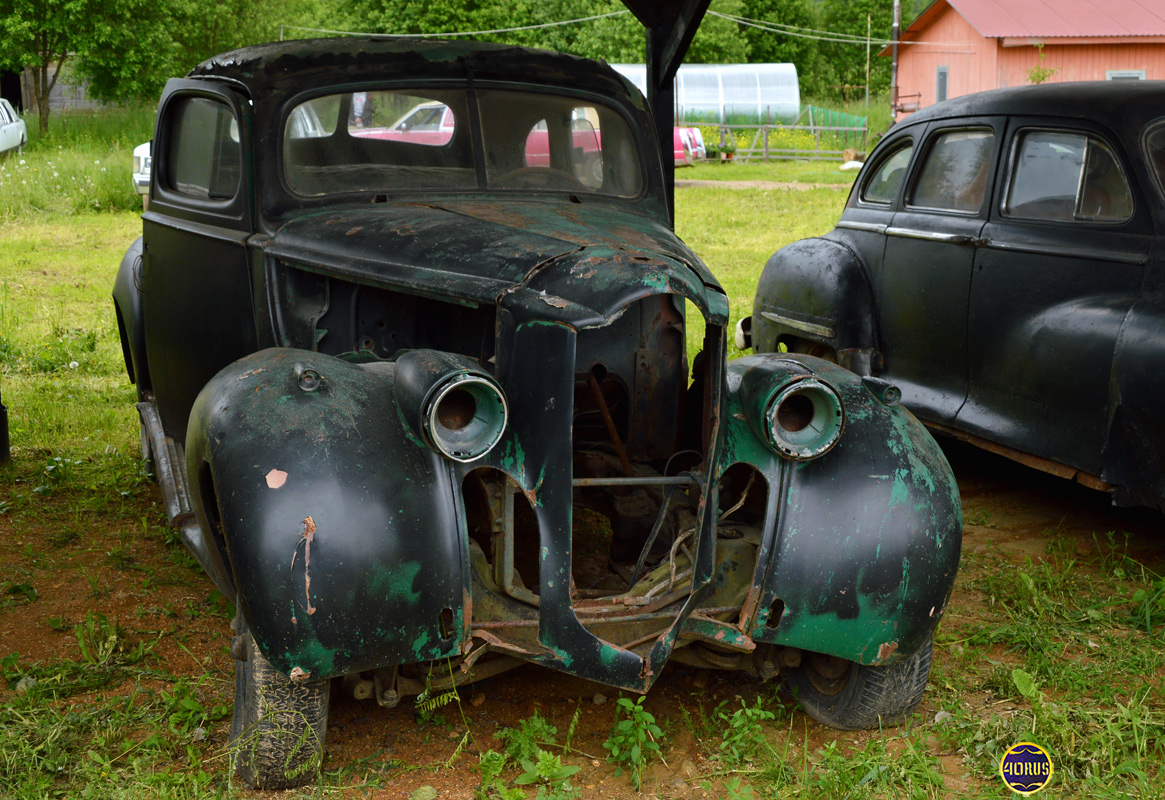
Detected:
[763,377,844,460]
[423,373,508,462]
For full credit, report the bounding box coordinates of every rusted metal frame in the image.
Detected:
[572,475,696,487]
[628,482,684,586]
[471,604,741,629]
[137,400,194,527]
[496,480,541,607]
[924,419,1112,491]
[737,465,787,633]
[587,369,633,475]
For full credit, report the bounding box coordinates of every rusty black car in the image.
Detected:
[113,38,961,788]
[744,81,1165,513]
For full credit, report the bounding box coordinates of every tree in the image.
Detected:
[739,0,831,95]
[0,0,100,132]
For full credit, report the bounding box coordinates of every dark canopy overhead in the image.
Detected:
[622,0,712,223]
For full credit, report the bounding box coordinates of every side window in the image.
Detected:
[1145,126,1165,203]
[0,102,12,124]
[166,97,241,200]
[909,129,994,212]
[860,142,913,204]
[1005,130,1133,223]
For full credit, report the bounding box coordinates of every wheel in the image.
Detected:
[784,636,932,730]
[230,617,330,789]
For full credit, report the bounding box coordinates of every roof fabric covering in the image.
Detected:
[945,0,1165,38]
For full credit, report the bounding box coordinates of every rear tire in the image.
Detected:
[230,618,330,789]
[784,636,932,730]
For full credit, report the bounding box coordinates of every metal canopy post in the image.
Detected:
[624,0,711,227]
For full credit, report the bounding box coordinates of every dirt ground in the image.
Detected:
[2,436,1162,798]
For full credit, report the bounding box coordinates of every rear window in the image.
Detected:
[1143,125,1165,203]
[284,88,643,198]
[1005,130,1132,223]
[166,97,241,200]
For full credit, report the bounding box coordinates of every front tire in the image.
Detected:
[230,618,330,789]
[784,636,932,730]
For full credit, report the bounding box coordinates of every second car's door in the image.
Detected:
[958,120,1153,476]
[879,117,1004,424]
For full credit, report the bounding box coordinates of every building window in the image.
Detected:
[1106,70,1146,81]
[936,66,949,102]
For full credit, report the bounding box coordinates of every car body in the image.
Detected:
[0,98,26,156]
[674,126,705,165]
[744,81,1165,511]
[132,141,151,197]
[113,37,961,789]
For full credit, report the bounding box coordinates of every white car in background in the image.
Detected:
[132,141,151,201]
[0,98,26,155]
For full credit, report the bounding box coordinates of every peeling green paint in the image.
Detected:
[368,561,423,606]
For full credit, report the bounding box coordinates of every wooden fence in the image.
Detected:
[705,106,869,163]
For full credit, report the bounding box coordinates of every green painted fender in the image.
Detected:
[721,354,962,666]
[186,348,468,680]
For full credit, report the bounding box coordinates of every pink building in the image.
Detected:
[885,0,1165,118]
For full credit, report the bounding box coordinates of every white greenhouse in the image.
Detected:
[610,63,800,124]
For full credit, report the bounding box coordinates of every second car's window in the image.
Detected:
[908,129,994,212]
[1005,130,1133,222]
[860,142,913,204]
[166,97,241,200]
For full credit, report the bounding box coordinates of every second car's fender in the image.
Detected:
[750,237,878,374]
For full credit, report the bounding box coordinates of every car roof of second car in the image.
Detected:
[187,37,646,112]
[894,80,1165,138]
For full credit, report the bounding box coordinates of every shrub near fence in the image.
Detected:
[693,105,867,163]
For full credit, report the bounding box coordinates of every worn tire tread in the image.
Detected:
[231,626,329,789]
[787,637,932,731]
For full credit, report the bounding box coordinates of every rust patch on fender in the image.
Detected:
[291,516,318,615]
[265,468,288,489]
[877,641,898,661]
[289,666,311,682]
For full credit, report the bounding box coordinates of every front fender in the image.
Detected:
[112,237,149,391]
[751,237,877,373]
[186,348,467,680]
[721,354,961,665]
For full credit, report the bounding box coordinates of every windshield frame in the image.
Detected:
[278,80,649,202]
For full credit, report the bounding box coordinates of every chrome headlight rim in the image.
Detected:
[423,373,509,463]
[763,376,845,461]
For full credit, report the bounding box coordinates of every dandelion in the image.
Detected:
[94,160,100,164]
[68,361,78,369]
[53,172,58,177]
[19,159,25,165]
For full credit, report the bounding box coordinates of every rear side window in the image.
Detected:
[909,129,994,212]
[166,97,241,200]
[1146,125,1165,202]
[1005,130,1132,222]
[860,142,913,204]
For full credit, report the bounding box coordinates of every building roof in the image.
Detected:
[909,0,1165,39]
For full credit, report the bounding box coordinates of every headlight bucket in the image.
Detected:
[763,377,844,460]
[394,350,508,462]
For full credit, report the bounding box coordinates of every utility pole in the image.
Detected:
[891,0,901,121]
[865,14,871,119]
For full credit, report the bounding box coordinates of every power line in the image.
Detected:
[280,10,631,40]
[717,10,877,42]
[708,10,894,46]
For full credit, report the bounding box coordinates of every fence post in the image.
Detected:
[763,125,769,162]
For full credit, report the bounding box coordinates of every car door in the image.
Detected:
[879,118,1003,424]
[0,100,17,151]
[139,79,257,444]
[959,122,1153,475]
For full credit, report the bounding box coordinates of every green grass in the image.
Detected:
[681,159,859,185]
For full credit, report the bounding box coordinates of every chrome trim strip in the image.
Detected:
[982,239,1148,265]
[836,220,888,234]
[760,311,835,339]
[886,227,977,245]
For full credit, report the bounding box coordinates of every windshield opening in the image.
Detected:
[284,88,643,198]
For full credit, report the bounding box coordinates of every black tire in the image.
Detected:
[230,618,330,789]
[784,636,932,730]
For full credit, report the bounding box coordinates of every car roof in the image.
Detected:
[187,37,645,112]
[897,80,1165,136]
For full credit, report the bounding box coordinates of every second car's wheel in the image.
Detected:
[784,636,932,730]
[230,618,330,789]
